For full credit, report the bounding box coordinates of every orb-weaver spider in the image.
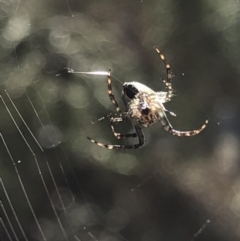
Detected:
[87,47,209,150]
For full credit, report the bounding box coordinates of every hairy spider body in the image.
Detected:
[126,91,166,128]
[87,47,209,150]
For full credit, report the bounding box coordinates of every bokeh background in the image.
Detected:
[0,0,240,240]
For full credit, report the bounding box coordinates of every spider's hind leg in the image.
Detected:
[107,69,122,115]
[161,114,209,137]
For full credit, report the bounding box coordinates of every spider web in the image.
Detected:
[0,0,240,240]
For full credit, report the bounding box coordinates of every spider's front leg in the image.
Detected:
[106,70,137,138]
[109,114,137,139]
[87,119,145,150]
[155,47,174,102]
[107,69,122,115]
[90,113,137,139]
[87,69,145,149]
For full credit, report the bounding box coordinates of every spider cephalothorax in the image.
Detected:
[87,47,209,150]
[126,91,165,128]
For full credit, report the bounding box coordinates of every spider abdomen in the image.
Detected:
[122,82,155,106]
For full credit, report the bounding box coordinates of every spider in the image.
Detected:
[87,47,209,150]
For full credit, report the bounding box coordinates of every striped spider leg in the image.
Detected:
[109,114,137,140]
[155,46,174,102]
[87,70,145,149]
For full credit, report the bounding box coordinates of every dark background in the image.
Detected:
[0,0,240,240]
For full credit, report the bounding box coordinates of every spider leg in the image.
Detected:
[165,109,177,117]
[90,113,120,124]
[91,116,108,124]
[161,113,209,137]
[157,91,172,103]
[155,47,174,101]
[110,115,137,139]
[107,69,122,115]
[90,113,137,139]
[87,121,145,150]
